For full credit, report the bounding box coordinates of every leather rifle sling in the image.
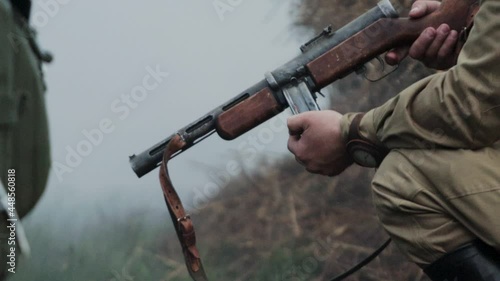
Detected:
[156,5,481,280]
[159,134,209,281]
[159,135,392,281]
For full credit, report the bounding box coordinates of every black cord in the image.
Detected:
[329,238,392,281]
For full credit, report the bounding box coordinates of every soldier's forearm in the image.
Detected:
[356,0,500,150]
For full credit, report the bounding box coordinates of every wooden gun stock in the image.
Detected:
[216,0,479,141]
[130,0,481,178]
[215,87,283,140]
[307,0,480,88]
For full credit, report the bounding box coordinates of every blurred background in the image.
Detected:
[12,0,435,280]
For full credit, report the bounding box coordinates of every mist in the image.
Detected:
[15,0,326,278]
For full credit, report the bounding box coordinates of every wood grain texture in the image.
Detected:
[216,88,283,140]
[307,0,479,88]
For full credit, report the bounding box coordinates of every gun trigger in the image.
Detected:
[375,56,385,72]
[354,65,367,76]
[359,56,398,82]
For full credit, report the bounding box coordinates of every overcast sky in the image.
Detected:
[23,0,334,219]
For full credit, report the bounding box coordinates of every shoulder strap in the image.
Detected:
[159,135,208,281]
[159,134,390,281]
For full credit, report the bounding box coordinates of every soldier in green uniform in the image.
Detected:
[287,0,500,280]
[0,0,51,278]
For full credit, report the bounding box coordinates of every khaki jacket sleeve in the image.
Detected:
[0,1,16,125]
[342,0,500,150]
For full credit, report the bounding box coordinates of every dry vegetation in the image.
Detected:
[163,1,437,280]
[4,2,448,281]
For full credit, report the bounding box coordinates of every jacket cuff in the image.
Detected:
[340,112,362,144]
[359,109,383,145]
[341,111,381,145]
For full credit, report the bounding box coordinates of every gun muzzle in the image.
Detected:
[129,135,173,178]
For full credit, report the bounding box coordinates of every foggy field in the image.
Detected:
[12,0,433,280]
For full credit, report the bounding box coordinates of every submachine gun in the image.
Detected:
[129,0,479,280]
[130,0,478,178]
